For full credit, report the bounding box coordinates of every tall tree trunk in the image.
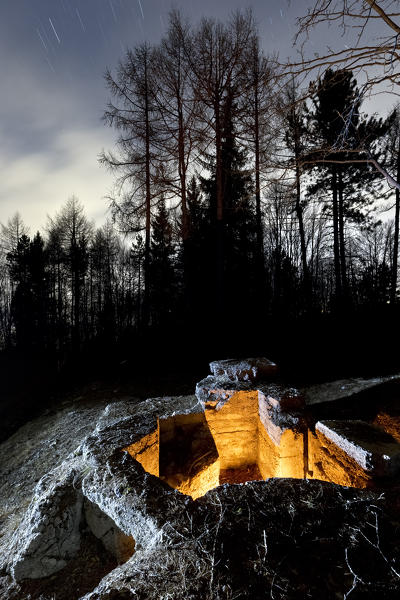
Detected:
[137,247,142,329]
[295,163,309,290]
[338,168,348,301]
[332,166,342,303]
[178,98,191,322]
[74,268,80,349]
[143,59,151,328]
[391,140,400,304]
[286,83,310,301]
[253,64,265,282]
[215,98,225,324]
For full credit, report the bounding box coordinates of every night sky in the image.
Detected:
[0,1,390,232]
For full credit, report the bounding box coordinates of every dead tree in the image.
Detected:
[279,1,400,195]
[100,43,158,327]
[188,11,256,320]
[282,79,310,291]
[287,0,400,91]
[153,10,199,296]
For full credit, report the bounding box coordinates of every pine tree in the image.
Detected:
[47,197,92,349]
[307,68,387,307]
[148,199,176,328]
[7,232,48,350]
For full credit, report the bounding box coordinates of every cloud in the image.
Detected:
[0,49,116,233]
[0,126,115,234]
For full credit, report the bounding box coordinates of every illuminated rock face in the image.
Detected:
[84,499,136,564]
[309,420,400,488]
[4,363,400,599]
[124,385,308,499]
[9,465,136,582]
[204,390,260,470]
[123,426,159,477]
[124,362,400,499]
[159,412,220,499]
[257,389,305,479]
[209,357,278,381]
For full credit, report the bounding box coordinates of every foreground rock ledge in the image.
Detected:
[1,359,400,600]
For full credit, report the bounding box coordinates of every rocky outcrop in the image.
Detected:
[195,371,307,481]
[10,463,83,581]
[1,359,400,599]
[209,357,278,381]
[309,420,400,487]
[302,373,400,406]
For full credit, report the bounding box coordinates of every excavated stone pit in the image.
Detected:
[123,358,400,499]
[123,391,305,499]
[2,357,400,600]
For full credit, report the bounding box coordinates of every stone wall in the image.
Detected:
[123,425,159,477]
[204,390,259,470]
[104,360,400,499]
[309,420,400,488]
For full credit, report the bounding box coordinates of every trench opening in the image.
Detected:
[123,391,400,499]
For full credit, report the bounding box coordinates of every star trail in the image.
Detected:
[0,0,388,232]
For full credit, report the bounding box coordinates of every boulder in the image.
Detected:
[10,462,83,581]
[209,357,278,381]
[302,373,400,406]
[1,372,400,599]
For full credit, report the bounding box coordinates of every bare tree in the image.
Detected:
[287,0,400,92]
[281,78,310,288]
[101,43,159,326]
[1,212,29,254]
[276,1,400,195]
[241,37,278,291]
[188,11,256,314]
[385,105,400,302]
[152,10,200,292]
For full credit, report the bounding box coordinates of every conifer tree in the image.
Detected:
[307,69,387,306]
[148,199,176,328]
[7,232,48,349]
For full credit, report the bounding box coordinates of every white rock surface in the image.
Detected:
[1,373,400,599]
[302,374,400,406]
[10,462,83,580]
[209,357,278,381]
[316,420,400,475]
[0,396,111,573]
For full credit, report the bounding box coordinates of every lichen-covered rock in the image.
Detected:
[3,395,202,589]
[195,375,303,414]
[302,373,400,406]
[1,376,400,599]
[84,499,135,563]
[10,461,84,580]
[195,375,246,408]
[314,420,400,485]
[258,383,304,413]
[0,394,111,575]
[209,357,278,381]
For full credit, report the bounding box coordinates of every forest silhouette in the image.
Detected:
[1,10,400,436]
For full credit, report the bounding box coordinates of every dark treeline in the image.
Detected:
[2,10,400,385]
